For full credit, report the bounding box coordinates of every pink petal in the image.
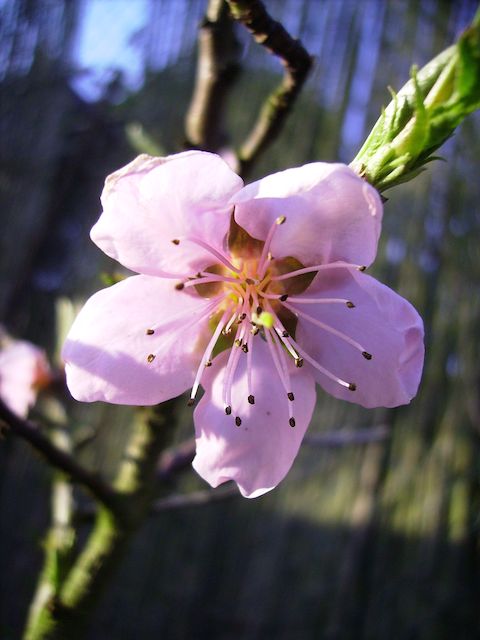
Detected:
[62,275,216,405]
[231,163,382,268]
[294,268,424,408]
[0,341,50,417]
[192,337,316,498]
[91,151,244,277]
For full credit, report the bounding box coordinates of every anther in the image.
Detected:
[276,215,286,225]
[289,417,296,428]
[245,278,255,285]
[256,306,262,315]
[171,239,180,245]
[267,251,273,261]
[175,282,185,290]
[358,265,367,272]
[346,301,355,308]
[147,354,156,363]
[248,395,255,405]
[235,416,242,427]
[241,344,249,353]
[287,392,295,401]
[282,331,289,338]
[234,338,243,348]
[295,358,304,368]
[187,398,195,407]
[279,294,288,302]
[146,329,155,335]
[362,351,372,360]
[348,382,357,391]
[225,405,232,415]
[205,360,212,367]
[251,326,259,336]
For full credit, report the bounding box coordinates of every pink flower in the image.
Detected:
[62,151,424,498]
[0,335,51,418]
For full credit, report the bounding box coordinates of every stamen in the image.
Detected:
[172,235,241,273]
[272,325,301,361]
[261,291,353,306]
[235,416,242,427]
[147,354,155,363]
[289,336,356,391]
[287,392,295,401]
[248,395,255,404]
[257,216,287,279]
[175,282,185,290]
[246,331,254,401]
[182,274,239,289]
[225,406,232,415]
[271,261,367,282]
[189,309,230,404]
[266,328,296,425]
[223,312,247,411]
[289,418,296,428]
[146,329,155,335]
[282,301,372,358]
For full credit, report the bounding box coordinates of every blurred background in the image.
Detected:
[1,0,479,638]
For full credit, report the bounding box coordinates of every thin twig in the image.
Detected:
[303,426,391,448]
[185,0,241,152]
[0,398,119,510]
[227,0,313,176]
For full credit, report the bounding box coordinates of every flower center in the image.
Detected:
[146,216,372,428]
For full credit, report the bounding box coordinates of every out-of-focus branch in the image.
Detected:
[0,398,119,511]
[303,426,391,448]
[156,436,196,481]
[227,0,313,176]
[151,484,238,513]
[185,0,241,152]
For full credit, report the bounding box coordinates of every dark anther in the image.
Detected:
[147,354,156,363]
[348,382,357,391]
[175,282,185,290]
[246,278,255,285]
[146,329,155,335]
[282,331,289,337]
[289,417,296,428]
[256,306,262,315]
[239,313,246,320]
[295,358,304,368]
[187,398,195,407]
[287,392,295,401]
[359,265,366,272]
[242,344,249,353]
[251,326,259,336]
[248,395,255,405]
[171,239,180,245]
[225,406,232,415]
[235,416,242,427]
[205,360,212,367]
[346,301,355,308]
[279,294,288,302]
[234,338,243,348]
[362,351,372,360]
